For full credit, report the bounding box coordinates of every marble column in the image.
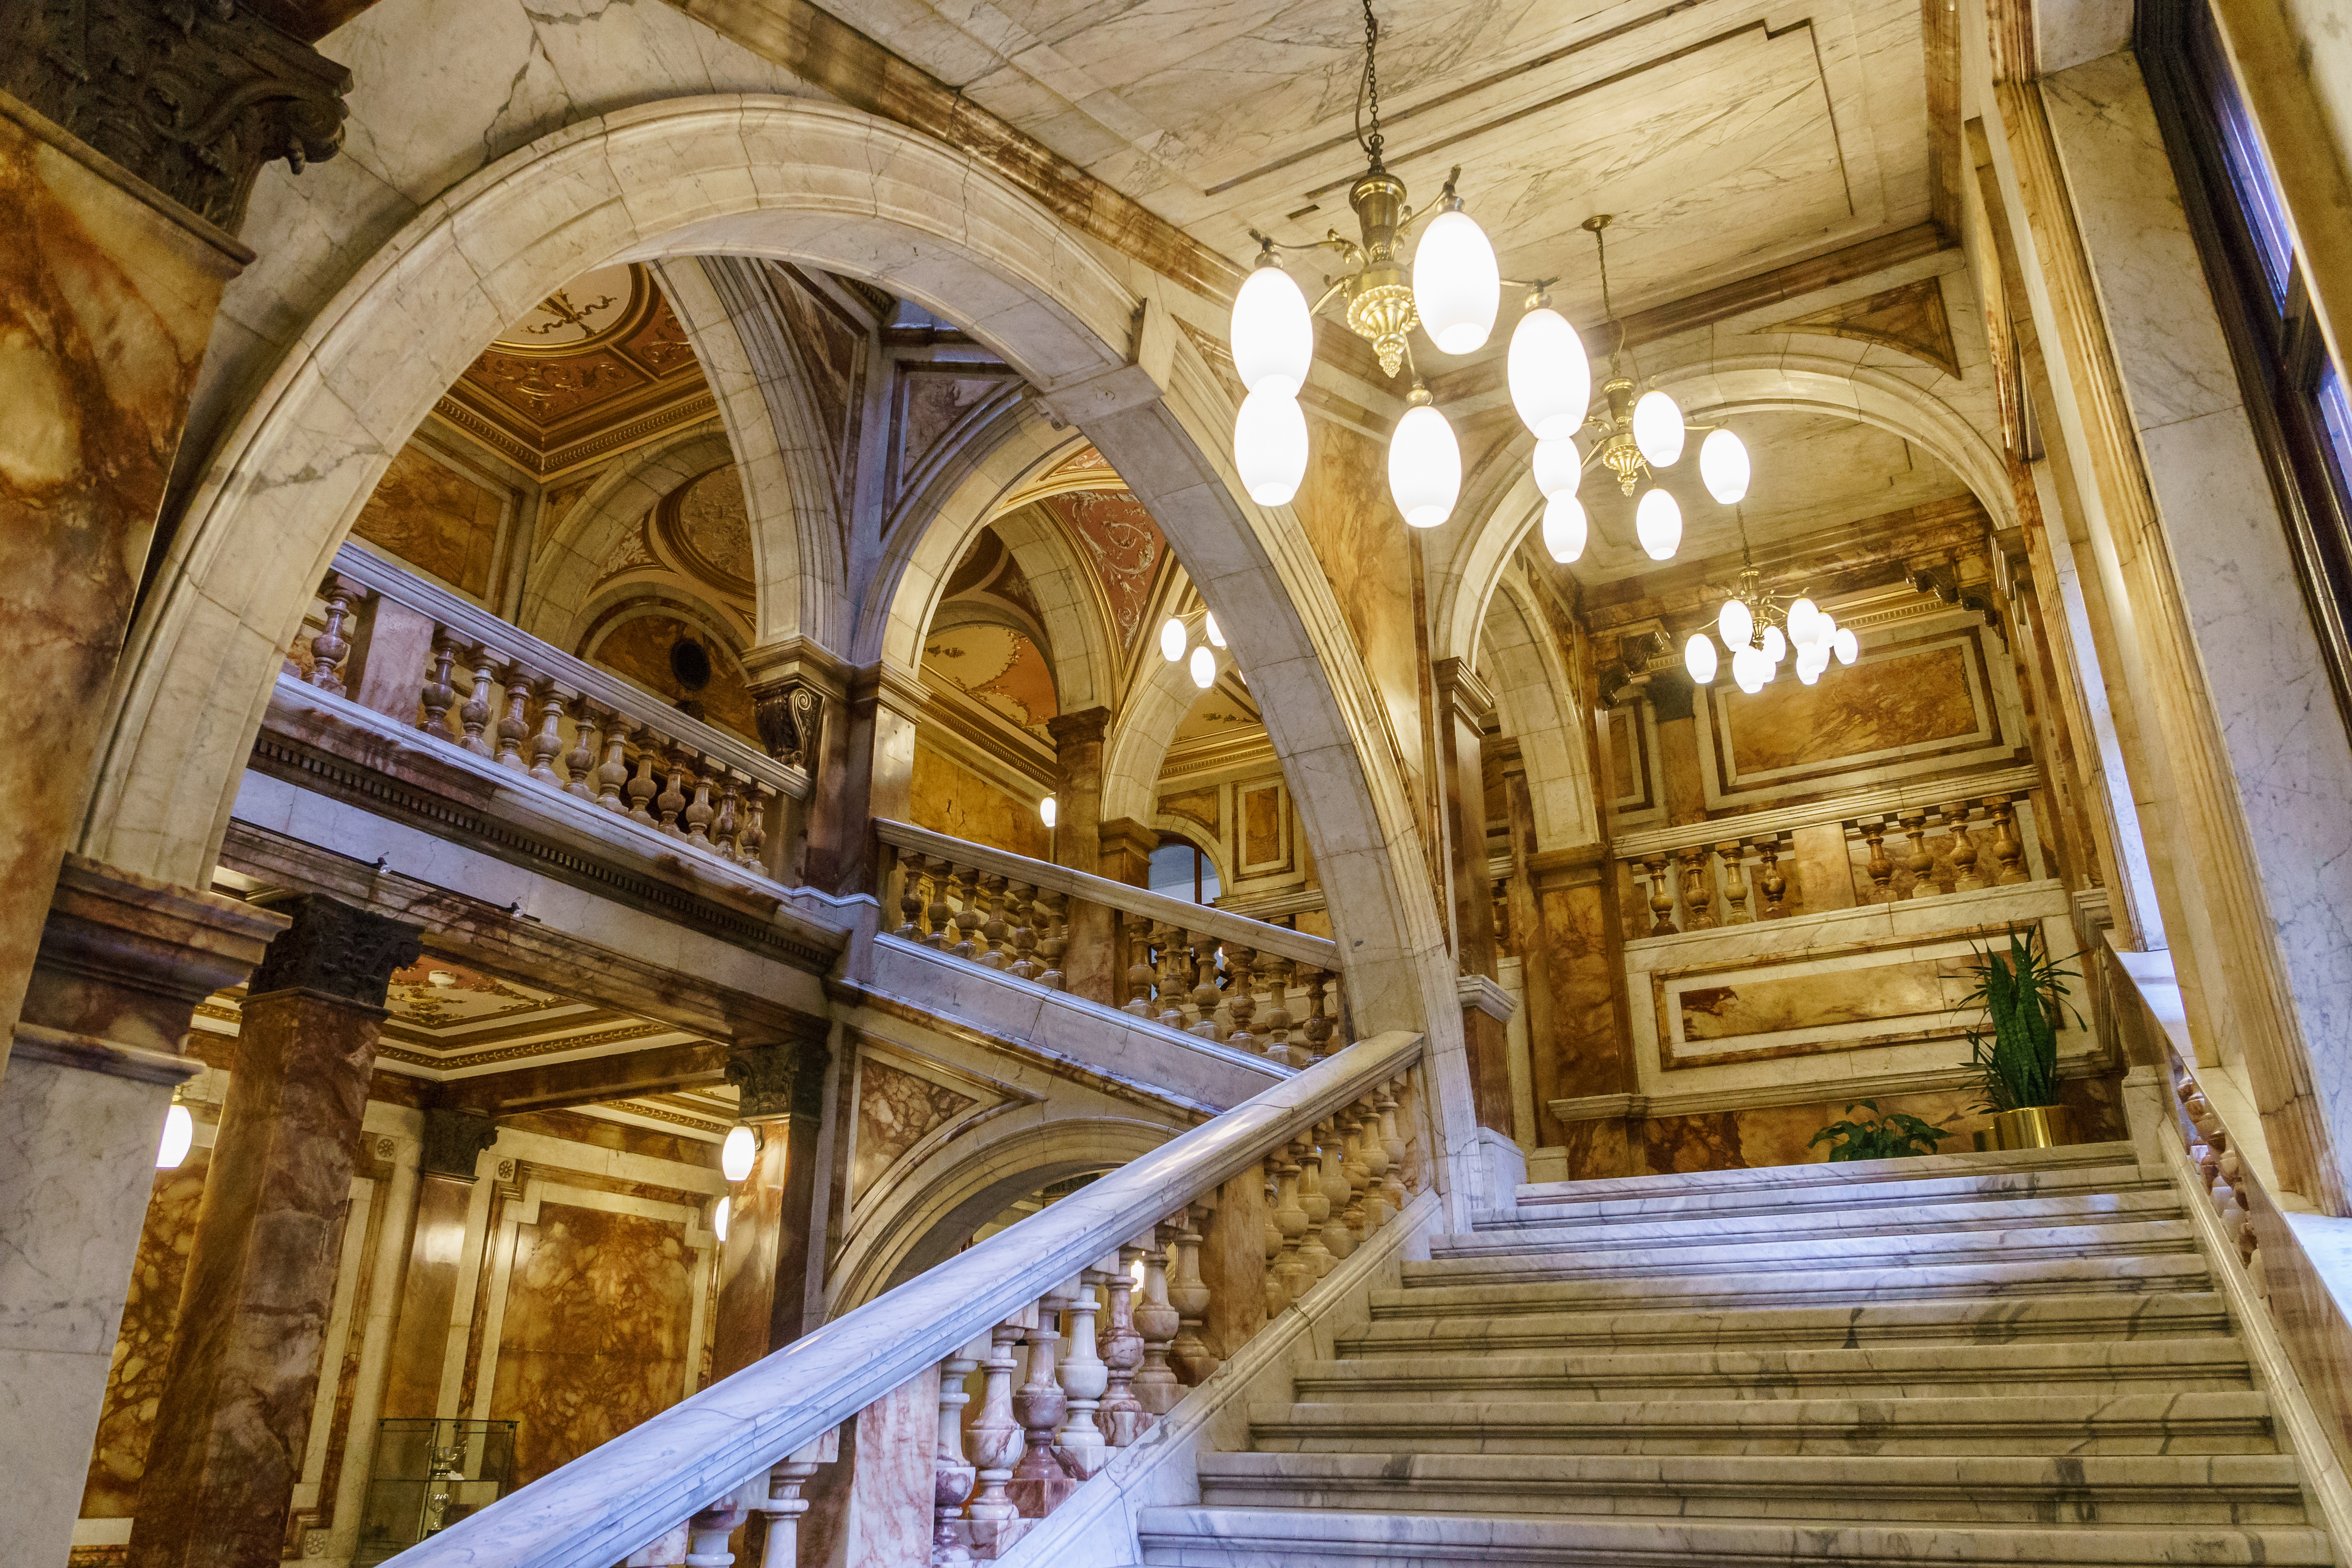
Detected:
[748,638,851,887]
[1,857,286,1568]
[1048,707,1115,1003]
[792,660,924,898]
[711,1033,833,1379]
[1097,817,1159,1018]
[128,896,421,1568]
[1645,676,1708,826]
[1431,659,1513,1138]
[378,1109,499,1419]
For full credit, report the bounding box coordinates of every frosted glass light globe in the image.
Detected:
[1815,612,1838,650]
[1698,426,1750,504]
[1230,263,1315,396]
[1718,598,1754,650]
[1785,598,1822,647]
[722,1125,756,1183]
[1234,388,1308,506]
[1632,389,1686,467]
[156,1103,193,1169]
[1635,486,1682,560]
[1160,617,1186,663]
[713,1196,731,1243]
[1412,208,1501,355]
[1684,633,1719,685]
[1389,403,1463,529]
[1761,624,1787,664]
[1797,642,1831,676]
[1797,654,1824,686]
[1039,795,1058,828]
[1832,627,1860,665]
[1732,646,1767,694]
[1205,612,1226,648]
[1532,437,1583,500]
[1508,306,1592,440]
[1541,493,1588,564]
[1189,644,1216,689]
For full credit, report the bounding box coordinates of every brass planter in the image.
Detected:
[1991,1104,2073,1151]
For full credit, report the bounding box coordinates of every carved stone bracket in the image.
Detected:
[1,0,351,232]
[420,1107,498,1181]
[754,678,826,770]
[245,893,422,1010]
[727,1036,830,1123]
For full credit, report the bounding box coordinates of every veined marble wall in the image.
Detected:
[909,742,1052,860]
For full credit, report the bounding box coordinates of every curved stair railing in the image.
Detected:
[385,1030,1430,1568]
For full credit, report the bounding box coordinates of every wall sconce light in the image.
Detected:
[156,1099,194,1171]
[712,1195,731,1243]
[720,1124,757,1183]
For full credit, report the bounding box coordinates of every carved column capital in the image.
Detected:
[1045,706,1112,753]
[419,1108,498,1181]
[244,894,422,1010]
[0,0,351,233]
[726,1035,830,1123]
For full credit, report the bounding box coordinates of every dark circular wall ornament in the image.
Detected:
[669,637,713,693]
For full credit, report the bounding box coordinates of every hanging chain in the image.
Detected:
[1355,0,1384,168]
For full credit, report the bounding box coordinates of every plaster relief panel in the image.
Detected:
[350,441,508,603]
[1037,488,1167,652]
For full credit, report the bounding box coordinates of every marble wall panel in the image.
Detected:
[852,1059,976,1203]
[1708,630,1999,794]
[1654,932,1990,1069]
[486,1200,696,1488]
[909,744,1051,860]
[350,441,507,603]
[78,1152,210,1518]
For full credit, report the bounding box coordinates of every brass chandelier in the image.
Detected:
[1680,524,1861,693]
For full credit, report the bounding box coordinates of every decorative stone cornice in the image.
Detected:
[245,894,422,1011]
[1046,707,1112,753]
[1430,658,1496,728]
[1,0,350,232]
[726,1036,830,1122]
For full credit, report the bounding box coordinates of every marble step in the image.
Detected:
[1409,1216,2196,1285]
[1505,1143,2147,1220]
[1133,1507,2332,1566]
[1340,1291,2237,1358]
[1244,1390,2281,1456]
[1288,1337,2253,1402]
[1370,1253,2212,1323]
[1191,1451,2311,1526]
[1439,1189,2187,1260]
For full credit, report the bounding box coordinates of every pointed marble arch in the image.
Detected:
[81,96,1487,1203]
[516,423,736,650]
[1427,353,2018,668]
[1101,623,1215,828]
[1480,567,1601,852]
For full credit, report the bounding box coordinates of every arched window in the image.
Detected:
[1147,836,1221,905]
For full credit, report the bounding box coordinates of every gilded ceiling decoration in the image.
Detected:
[656,464,757,597]
[434,263,716,479]
[922,624,1059,740]
[1037,489,1168,651]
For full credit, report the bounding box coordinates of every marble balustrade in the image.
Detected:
[877,821,1347,1070]
[388,1032,1428,1568]
[1613,773,2047,937]
[297,543,804,883]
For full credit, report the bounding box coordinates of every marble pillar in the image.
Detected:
[1,856,286,1568]
[748,638,852,889]
[1431,659,1513,1137]
[1646,678,1708,827]
[1522,845,1640,1175]
[1199,1171,1267,1361]
[1049,708,1115,1003]
[129,896,421,1568]
[799,661,923,898]
[1095,817,1159,1017]
[0,93,254,1070]
[712,1035,832,1379]
[378,1111,498,1420]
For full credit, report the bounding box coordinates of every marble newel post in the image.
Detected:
[1048,707,1114,1002]
[129,896,422,1568]
[0,858,289,1567]
[760,647,925,899]
[1431,660,1519,1167]
[712,1032,833,1377]
[749,638,850,886]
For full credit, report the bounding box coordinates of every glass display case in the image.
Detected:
[354,1418,517,1565]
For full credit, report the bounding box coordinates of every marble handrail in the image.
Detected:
[875,818,1339,970]
[384,1029,1427,1568]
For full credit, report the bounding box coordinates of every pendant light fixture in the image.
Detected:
[1541,493,1588,564]
[1679,516,1861,694]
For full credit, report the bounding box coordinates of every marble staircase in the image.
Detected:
[1136,1143,2338,1566]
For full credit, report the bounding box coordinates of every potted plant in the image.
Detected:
[1962,924,2081,1150]
[1809,1100,1956,1163]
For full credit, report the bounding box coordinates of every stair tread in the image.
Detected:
[1441,1191,2186,1256]
[1509,1143,2144,1211]
[1198,1450,2304,1484]
[1410,1218,2196,1282]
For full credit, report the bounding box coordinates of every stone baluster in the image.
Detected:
[1123,913,1159,1015]
[711,774,743,859]
[1376,1082,1408,1213]
[1223,943,1259,1052]
[1945,802,1985,891]
[1860,818,1896,903]
[1987,794,2029,884]
[1900,810,1936,897]
[1716,839,1752,924]
[1057,1272,1109,1478]
[685,1489,751,1568]
[527,682,568,785]
[563,697,601,799]
[495,665,533,771]
[625,744,660,825]
[1262,1162,1288,1318]
[595,713,634,813]
[1300,967,1334,1062]
[1035,889,1068,991]
[457,645,499,756]
[747,1432,837,1568]
[1754,837,1789,918]
[419,636,459,738]
[1006,883,1041,981]
[1294,1139,1336,1281]
[1271,1143,1314,1307]
[1153,922,1189,1030]
[1641,852,1677,935]
[896,853,931,941]
[1355,1096,1393,1231]
[654,747,690,836]
[1316,1121,1356,1263]
[1256,952,1296,1065]
[924,858,956,947]
[1167,1205,1216,1384]
[681,759,717,844]
[1187,932,1221,1039]
[1676,845,1716,929]
[306,575,357,694]
[1130,1234,1181,1419]
[934,1340,981,1567]
[1099,1245,1146,1446]
[951,866,984,960]
[1339,1107,1374,1241]
[963,1322,1028,1558]
[1007,1289,1071,1516]
[975,873,1011,969]
[738,784,771,871]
